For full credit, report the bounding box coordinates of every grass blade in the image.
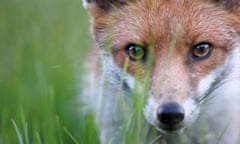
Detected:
[20,108,29,144]
[150,134,162,144]
[11,119,23,144]
[63,127,80,144]
[36,131,42,144]
[216,118,232,144]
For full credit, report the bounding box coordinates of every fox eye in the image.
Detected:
[125,44,146,61]
[191,42,213,61]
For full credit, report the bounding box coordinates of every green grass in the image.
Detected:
[1,0,236,144]
[0,1,195,143]
[0,0,158,143]
[0,0,98,143]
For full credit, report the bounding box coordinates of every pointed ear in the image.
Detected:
[212,0,240,9]
[83,0,127,11]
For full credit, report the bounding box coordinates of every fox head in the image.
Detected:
[84,0,240,134]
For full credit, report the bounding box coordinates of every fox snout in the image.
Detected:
[157,103,185,132]
[144,86,200,134]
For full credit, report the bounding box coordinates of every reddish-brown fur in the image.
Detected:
[84,0,240,143]
[87,0,240,103]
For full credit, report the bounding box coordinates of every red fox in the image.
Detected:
[83,0,240,143]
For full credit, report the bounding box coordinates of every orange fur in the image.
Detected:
[85,0,240,143]
[88,0,240,101]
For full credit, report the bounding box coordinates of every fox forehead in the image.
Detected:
[107,2,238,66]
[91,0,240,84]
[109,0,238,47]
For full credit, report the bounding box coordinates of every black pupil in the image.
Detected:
[194,43,210,57]
[197,44,208,53]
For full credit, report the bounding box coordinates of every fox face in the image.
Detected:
[84,0,240,134]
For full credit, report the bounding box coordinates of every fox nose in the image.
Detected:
[157,103,185,130]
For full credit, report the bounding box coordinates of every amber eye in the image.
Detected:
[125,44,146,61]
[191,42,213,61]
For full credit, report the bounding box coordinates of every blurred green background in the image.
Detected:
[0,0,99,143]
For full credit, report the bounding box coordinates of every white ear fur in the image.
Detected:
[82,0,88,9]
[82,0,95,9]
[82,0,127,11]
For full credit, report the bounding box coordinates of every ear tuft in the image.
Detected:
[212,0,240,9]
[83,0,127,11]
[83,0,88,9]
[224,0,240,8]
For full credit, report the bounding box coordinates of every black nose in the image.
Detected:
[157,103,185,128]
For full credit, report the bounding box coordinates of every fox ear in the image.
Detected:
[212,0,240,9]
[83,0,127,11]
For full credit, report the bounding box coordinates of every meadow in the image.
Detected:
[2,0,237,144]
[0,0,99,143]
[0,0,155,143]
